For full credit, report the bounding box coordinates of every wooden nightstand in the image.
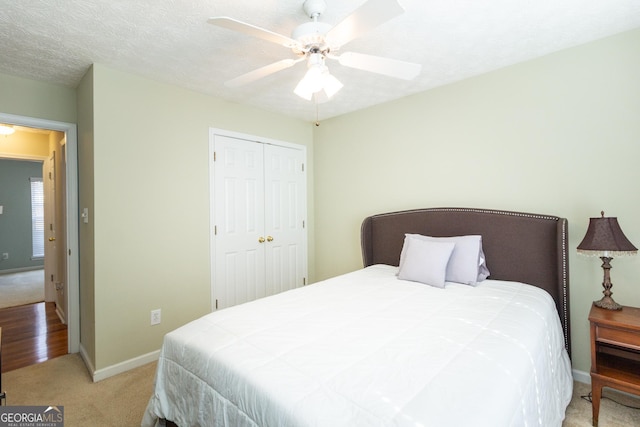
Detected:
[589,304,640,426]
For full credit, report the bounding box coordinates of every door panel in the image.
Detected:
[264,144,306,296]
[213,135,266,309]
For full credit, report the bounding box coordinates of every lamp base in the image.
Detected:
[593,256,623,310]
[594,296,622,311]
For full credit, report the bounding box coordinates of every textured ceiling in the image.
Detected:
[1,0,639,123]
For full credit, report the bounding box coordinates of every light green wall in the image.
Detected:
[88,64,314,370]
[77,66,96,364]
[313,28,640,375]
[0,72,76,123]
[0,159,44,271]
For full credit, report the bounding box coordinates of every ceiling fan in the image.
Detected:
[208,0,422,102]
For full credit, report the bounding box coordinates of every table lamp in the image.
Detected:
[577,211,637,310]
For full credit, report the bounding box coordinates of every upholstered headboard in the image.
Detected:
[361,207,571,356]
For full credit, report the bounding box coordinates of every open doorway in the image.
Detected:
[0,128,67,309]
[0,113,79,361]
[0,155,47,309]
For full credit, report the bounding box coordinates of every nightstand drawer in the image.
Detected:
[596,325,640,351]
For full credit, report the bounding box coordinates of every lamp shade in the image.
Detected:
[577,212,637,257]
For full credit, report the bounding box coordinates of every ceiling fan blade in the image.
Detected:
[326,0,404,49]
[225,58,302,88]
[208,17,299,49]
[337,52,421,80]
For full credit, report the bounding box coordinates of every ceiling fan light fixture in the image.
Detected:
[322,72,343,99]
[304,65,325,90]
[294,65,343,101]
[294,67,320,100]
[294,53,343,101]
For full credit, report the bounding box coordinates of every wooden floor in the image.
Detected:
[0,302,67,373]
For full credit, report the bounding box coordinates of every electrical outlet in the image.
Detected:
[1,253,8,260]
[150,309,161,325]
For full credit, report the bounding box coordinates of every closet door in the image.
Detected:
[264,144,306,296]
[212,133,307,310]
[213,135,266,309]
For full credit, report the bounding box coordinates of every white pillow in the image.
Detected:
[397,236,455,288]
[400,234,490,285]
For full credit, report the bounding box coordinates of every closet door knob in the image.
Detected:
[258,237,266,243]
[266,236,274,242]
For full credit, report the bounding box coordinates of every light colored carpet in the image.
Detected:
[2,353,640,426]
[0,269,45,309]
[563,381,640,427]
[2,353,156,426]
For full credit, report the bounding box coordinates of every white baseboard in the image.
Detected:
[572,368,590,385]
[79,344,95,377]
[77,344,160,382]
[91,350,160,382]
[55,306,66,325]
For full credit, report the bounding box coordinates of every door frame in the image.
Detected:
[43,152,58,303]
[0,112,79,353]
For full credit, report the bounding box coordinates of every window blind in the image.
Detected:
[30,177,44,258]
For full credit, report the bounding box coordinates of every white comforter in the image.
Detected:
[143,265,572,427]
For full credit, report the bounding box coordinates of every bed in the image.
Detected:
[143,207,573,427]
